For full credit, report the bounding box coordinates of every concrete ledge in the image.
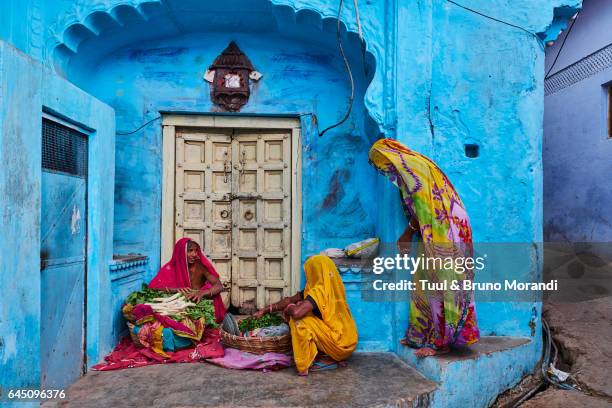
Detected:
[397,336,541,408]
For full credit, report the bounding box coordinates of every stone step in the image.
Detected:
[396,336,538,408]
[46,352,438,408]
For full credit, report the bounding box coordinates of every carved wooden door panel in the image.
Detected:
[174,125,292,309]
[175,128,233,307]
[231,130,292,309]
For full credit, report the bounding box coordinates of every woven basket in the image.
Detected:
[220,328,292,355]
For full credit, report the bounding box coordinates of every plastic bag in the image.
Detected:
[321,248,346,258]
[344,238,380,258]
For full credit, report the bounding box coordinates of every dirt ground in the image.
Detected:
[496,296,612,407]
[521,388,611,408]
[543,296,612,401]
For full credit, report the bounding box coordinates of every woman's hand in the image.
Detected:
[178,288,203,303]
[253,293,302,319]
[252,308,268,319]
[284,300,313,321]
[397,221,419,254]
[397,231,413,254]
[178,287,193,297]
[283,304,297,321]
[186,290,206,303]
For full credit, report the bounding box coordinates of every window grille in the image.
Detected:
[42,118,88,177]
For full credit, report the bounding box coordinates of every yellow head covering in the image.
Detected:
[302,255,357,345]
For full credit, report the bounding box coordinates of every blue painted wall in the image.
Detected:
[0,42,43,394]
[544,0,612,242]
[109,258,150,340]
[0,0,583,397]
[0,41,115,395]
[64,31,379,276]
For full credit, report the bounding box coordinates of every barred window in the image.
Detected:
[42,118,88,177]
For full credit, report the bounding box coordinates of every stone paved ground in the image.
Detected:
[42,353,437,408]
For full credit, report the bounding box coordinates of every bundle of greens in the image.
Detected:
[125,284,218,327]
[185,300,218,328]
[238,314,283,332]
[125,284,166,306]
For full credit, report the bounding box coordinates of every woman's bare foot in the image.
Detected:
[315,354,336,366]
[309,354,339,372]
[414,346,450,358]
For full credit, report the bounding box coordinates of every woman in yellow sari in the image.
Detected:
[253,255,358,375]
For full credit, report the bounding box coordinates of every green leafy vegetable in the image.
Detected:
[185,300,218,328]
[125,284,218,327]
[125,284,167,305]
[238,314,283,332]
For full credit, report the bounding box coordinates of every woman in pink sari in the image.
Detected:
[149,238,225,323]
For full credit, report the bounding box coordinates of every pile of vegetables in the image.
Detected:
[184,300,217,327]
[238,314,283,332]
[143,292,196,316]
[126,284,167,305]
[126,284,218,327]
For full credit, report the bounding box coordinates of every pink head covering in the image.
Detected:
[149,238,225,323]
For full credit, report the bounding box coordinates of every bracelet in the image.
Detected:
[269,304,273,313]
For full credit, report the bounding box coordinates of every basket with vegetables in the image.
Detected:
[220,313,291,355]
[238,314,284,332]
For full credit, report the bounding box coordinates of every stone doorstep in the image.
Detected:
[45,353,438,408]
[400,336,531,380]
[396,336,537,408]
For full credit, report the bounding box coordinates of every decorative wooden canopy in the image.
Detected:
[205,41,262,112]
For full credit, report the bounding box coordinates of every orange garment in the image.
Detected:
[289,255,358,373]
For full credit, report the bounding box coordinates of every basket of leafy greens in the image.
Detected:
[220,313,291,354]
[238,314,283,332]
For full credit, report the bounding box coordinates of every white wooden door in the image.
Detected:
[231,130,292,308]
[175,128,233,306]
[173,125,292,309]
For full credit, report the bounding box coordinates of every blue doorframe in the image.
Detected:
[41,72,117,370]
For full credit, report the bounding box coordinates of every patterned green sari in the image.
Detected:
[369,138,479,349]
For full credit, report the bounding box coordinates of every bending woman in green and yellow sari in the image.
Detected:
[369,138,480,357]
